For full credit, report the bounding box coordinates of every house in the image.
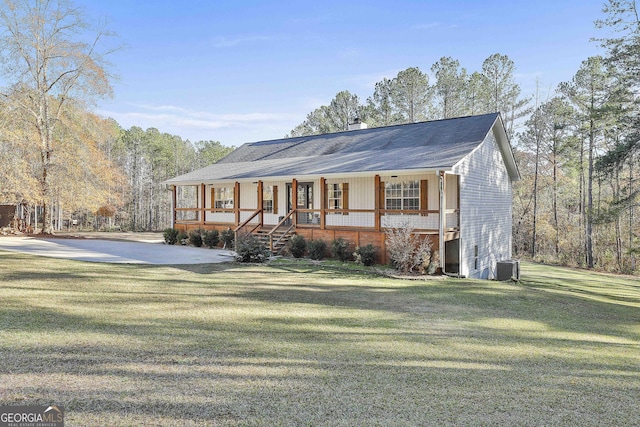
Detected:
[164,112,520,279]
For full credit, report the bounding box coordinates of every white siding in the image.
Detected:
[380,173,439,230]
[262,180,287,225]
[205,184,234,224]
[453,129,513,279]
[325,174,441,229]
[240,183,258,210]
[445,174,459,229]
[445,174,458,209]
[325,177,375,227]
[199,173,444,230]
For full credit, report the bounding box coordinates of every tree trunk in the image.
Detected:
[629,154,636,272]
[552,139,560,257]
[531,135,540,258]
[586,119,595,269]
[579,133,586,266]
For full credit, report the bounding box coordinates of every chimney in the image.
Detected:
[348,117,368,131]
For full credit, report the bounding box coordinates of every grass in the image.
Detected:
[0,253,638,426]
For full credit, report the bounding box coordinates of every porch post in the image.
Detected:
[257,180,264,228]
[374,175,381,231]
[200,183,206,226]
[234,181,241,226]
[291,179,298,227]
[320,177,326,229]
[439,171,446,272]
[171,185,177,227]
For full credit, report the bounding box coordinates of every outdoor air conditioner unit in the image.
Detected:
[496,260,520,281]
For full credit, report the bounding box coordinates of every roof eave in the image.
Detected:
[163,167,452,186]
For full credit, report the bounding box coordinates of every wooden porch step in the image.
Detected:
[250,227,294,255]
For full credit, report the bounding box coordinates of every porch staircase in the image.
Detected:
[253,226,295,255]
[235,209,297,256]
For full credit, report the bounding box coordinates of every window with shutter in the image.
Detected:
[385,180,420,211]
[214,187,234,209]
[326,183,343,214]
[263,185,274,213]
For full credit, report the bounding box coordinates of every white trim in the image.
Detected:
[451,116,520,182]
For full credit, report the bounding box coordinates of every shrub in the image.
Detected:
[354,244,376,266]
[385,222,434,274]
[308,239,327,260]
[202,230,220,248]
[221,228,235,248]
[331,238,352,262]
[189,229,203,247]
[234,232,270,263]
[176,231,188,245]
[163,228,179,245]
[288,234,307,258]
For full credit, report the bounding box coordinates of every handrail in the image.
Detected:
[234,208,262,233]
[267,210,296,236]
[271,223,295,253]
[266,210,296,253]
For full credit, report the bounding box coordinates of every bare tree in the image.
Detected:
[0,0,117,234]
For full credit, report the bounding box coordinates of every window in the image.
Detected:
[263,185,278,214]
[385,180,420,211]
[326,183,349,215]
[327,183,342,212]
[474,245,479,270]
[213,187,234,209]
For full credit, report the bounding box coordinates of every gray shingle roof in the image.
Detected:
[166,113,506,184]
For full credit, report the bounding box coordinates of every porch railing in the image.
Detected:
[267,210,296,253]
[175,207,459,233]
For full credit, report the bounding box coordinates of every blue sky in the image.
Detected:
[80,0,607,146]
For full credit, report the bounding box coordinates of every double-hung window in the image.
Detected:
[213,187,234,209]
[385,180,420,211]
[325,183,349,215]
[263,185,278,214]
[327,183,342,213]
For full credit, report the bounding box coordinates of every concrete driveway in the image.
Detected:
[0,236,236,264]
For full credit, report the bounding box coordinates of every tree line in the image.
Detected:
[285,2,639,273]
[287,53,529,141]
[0,0,637,273]
[513,1,639,273]
[0,0,233,234]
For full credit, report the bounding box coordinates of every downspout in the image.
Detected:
[439,170,446,273]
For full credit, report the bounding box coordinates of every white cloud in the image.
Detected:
[96,103,300,144]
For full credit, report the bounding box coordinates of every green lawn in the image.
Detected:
[0,252,638,426]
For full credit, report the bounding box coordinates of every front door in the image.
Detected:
[287,182,315,225]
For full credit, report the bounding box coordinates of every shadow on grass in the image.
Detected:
[1,256,639,425]
[2,306,638,425]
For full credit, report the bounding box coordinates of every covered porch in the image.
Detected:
[170,171,461,271]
